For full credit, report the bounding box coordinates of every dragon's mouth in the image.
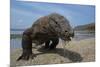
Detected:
[61,31,74,41]
[61,32,74,57]
[61,36,72,41]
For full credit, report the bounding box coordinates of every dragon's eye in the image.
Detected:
[65,30,68,32]
[50,17,58,24]
[54,21,58,24]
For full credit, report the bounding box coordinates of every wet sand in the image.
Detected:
[10,38,95,66]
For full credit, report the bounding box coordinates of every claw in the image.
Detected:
[17,55,23,61]
[17,53,35,61]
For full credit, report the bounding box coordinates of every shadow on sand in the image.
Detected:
[34,46,83,62]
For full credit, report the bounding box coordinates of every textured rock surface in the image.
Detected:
[10,38,95,66]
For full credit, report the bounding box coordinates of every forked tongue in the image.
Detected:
[62,40,69,57]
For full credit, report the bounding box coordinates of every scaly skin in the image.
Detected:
[17,13,74,61]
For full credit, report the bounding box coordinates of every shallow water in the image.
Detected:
[10,31,95,49]
[10,38,22,49]
[73,32,95,41]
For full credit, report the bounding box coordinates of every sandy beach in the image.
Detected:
[10,38,95,66]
